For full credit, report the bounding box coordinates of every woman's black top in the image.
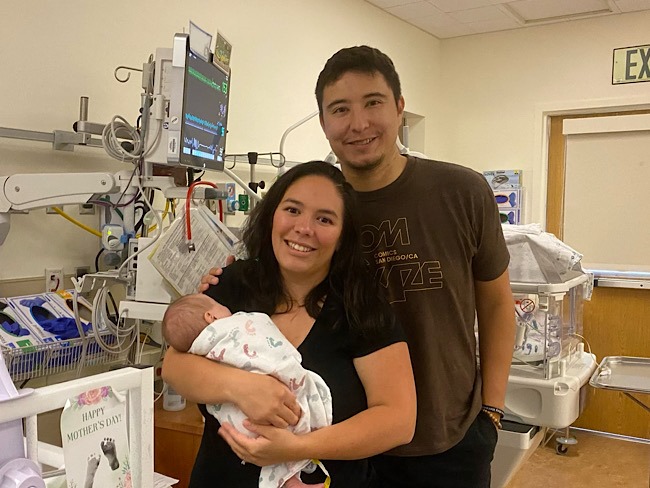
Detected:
[188,259,405,487]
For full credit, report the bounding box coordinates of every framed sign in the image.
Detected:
[612,44,650,84]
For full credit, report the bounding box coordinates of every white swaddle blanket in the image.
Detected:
[188,311,333,488]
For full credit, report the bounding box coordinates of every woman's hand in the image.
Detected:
[218,420,303,467]
[162,349,301,428]
[234,374,302,428]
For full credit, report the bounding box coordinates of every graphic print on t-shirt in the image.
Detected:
[361,217,443,303]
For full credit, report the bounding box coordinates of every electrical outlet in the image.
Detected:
[75,266,90,278]
[45,267,64,292]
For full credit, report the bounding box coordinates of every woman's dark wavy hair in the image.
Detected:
[240,160,393,334]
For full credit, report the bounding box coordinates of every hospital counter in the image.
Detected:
[154,400,204,488]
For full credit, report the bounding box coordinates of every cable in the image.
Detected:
[112,162,141,208]
[143,119,162,157]
[134,210,147,236]
[101,115,143,162]
[570,333,592,354]
[116,169,163,277]
[107,291,119,319]
[134,187,157,235]
[145,198,170,235]
[136,331,151,365]
[154,377,166,403]
[47,276,60,292]
[153,339,170,403]
[90,284,139,355]
[185,181,218,243]
[51,207,102,238]
[100,195,127,220]
[133,203,148,235]
[94,248,104,273]
[170,199,177,220]
[87,198,113,208]
[73,287,90,377]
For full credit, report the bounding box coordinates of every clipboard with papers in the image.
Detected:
[148,205,240,297]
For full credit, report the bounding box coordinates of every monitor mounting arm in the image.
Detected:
[0,172,121,246]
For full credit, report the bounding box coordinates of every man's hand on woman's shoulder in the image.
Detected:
[197,255,236,292]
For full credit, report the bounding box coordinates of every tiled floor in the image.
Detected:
[506,429,650,487]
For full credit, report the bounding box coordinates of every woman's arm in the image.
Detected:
[219,341,416,464]
[162,347,301,427]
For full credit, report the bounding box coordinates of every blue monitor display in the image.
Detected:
[180,49,230,171]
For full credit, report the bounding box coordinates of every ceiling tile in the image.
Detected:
[387,1,443,19]
[409,15,475,37]
[450,5,513,22]
[427,0,504,13]
[366,0,421,8]
[464,16,526,33]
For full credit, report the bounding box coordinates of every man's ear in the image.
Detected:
[397,95,405,117]
[319,112,326,132]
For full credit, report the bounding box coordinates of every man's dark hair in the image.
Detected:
[315,45,402,113]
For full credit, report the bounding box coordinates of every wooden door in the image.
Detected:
[547,111,650,439]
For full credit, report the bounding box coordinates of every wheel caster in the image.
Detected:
[555,428,577,455]
[556,443,569,455]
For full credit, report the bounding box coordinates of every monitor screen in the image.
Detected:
[180,49,230,171]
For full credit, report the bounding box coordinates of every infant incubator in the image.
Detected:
[491,225,598,487]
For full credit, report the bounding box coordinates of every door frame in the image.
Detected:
[531,95,650,230]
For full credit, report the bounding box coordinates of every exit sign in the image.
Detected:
[612,45,650,84]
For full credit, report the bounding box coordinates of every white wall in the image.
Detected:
[435,10,650,225]
[0,0,440,281]
[3,2,649,283]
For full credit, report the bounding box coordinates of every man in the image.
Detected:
[314,46,515,487]
[201,46,515,487]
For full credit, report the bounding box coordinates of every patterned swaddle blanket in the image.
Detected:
[189,311,332,487]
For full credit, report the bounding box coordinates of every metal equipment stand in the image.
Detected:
[589,356,650,414]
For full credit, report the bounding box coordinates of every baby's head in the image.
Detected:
[162,293,231,352]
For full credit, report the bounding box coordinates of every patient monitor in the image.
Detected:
[145,33,231,172]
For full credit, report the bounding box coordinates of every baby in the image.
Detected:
[162,293,332,488]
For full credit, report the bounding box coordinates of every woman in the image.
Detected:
[162,161,416,487]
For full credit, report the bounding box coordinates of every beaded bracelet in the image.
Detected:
[481,405,504,429]
[481,404,505,419]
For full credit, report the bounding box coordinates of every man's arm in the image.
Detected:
[162,347,301,427]
[475,269,515,410]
